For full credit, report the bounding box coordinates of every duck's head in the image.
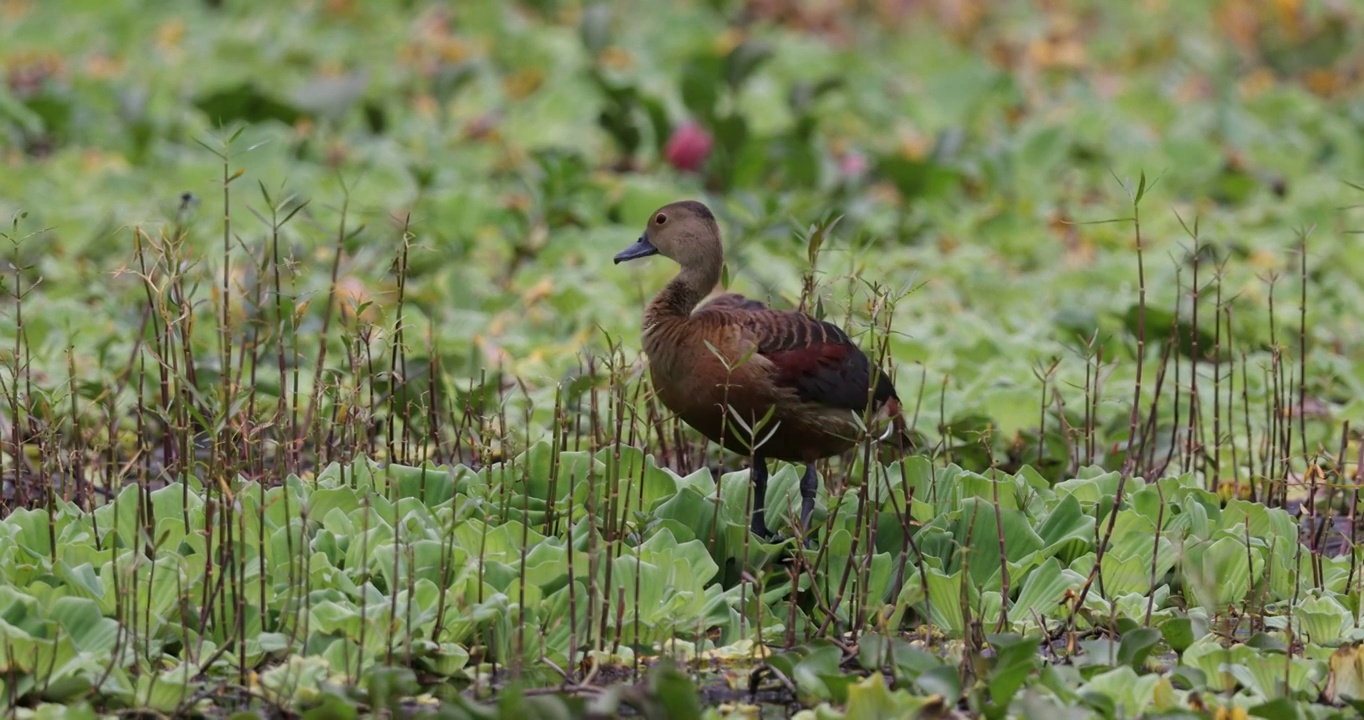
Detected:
[614,200,722,270]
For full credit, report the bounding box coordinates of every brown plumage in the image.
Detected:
[615,200,903,540]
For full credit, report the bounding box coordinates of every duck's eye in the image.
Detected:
[654,213,667,225]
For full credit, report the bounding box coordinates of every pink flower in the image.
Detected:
[664,120,713,172]
[839,150,868,179]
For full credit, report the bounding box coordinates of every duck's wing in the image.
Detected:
[697,293,897,412]
[702,292,770,312]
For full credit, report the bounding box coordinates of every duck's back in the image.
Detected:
[644,291,898,462]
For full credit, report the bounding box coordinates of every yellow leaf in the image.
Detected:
[600,46,634,70]
[1152,676,1178,711]
[522,277,554,307]
[1326,643,1364,703]
[714,28,745,55]
[503,69,543,99]
[156,18,185,55]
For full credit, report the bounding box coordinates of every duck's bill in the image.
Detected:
[613,236,659,264]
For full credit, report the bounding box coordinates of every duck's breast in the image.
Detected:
[644,318,793,440]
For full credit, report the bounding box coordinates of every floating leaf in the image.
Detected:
[194,82,303,126]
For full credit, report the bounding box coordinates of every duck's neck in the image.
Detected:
[645,263,721,324]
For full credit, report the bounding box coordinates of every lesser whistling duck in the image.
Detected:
[615,200,903,540]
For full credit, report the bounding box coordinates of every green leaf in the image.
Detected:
[47,597,117,655]
[1034,494,1095,560]
[918,567,967,634]
[1183,535,1262,609]
[956,497,1043,590]
[579,3,613,56]
[1248,697,1307,720]
[1159,616,1202,654]
[843,672,944,720]
[135,664,195,714]
[365,666,418,714]
[724,40,771,90]
[194,82,304,127]
[300,689,360,720]
[648,660,703,720]
[1245,632,1289,653]
[986,634,1041,713]
[1295,594,1352,645]
[1012,557,1085,623]
[1116,627,1160,670]
[1080,666,1159,718]
[680,56,722,121]
[914,665,961,703]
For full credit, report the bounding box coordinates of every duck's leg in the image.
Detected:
[798,464,818,532]
[750,455,774,539]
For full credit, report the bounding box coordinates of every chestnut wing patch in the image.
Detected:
[746,311,889,412]
[763,339,877,411]
[697,293,898,412]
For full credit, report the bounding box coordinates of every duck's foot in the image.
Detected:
[753,528,816,550]
[750,505,812,547]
